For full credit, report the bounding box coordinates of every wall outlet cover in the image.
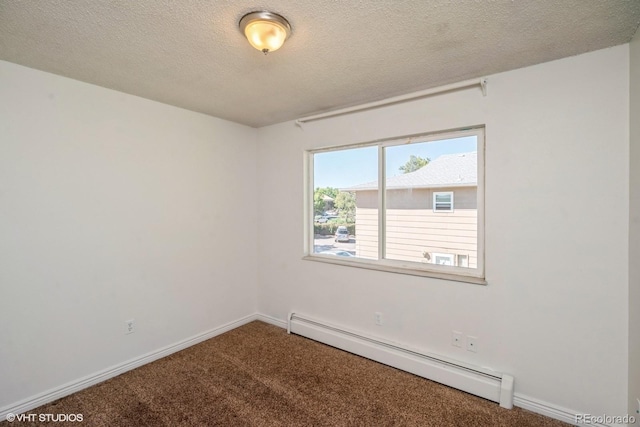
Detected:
[374,312,383,326]
[452,331,463,347]
[125,319,135,335]
[467,336,478,352]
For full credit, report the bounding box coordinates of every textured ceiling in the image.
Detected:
[1,1,639,128]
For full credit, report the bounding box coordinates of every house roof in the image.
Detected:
[344,152,477,191]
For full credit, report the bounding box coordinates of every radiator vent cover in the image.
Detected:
[288,313,514,409]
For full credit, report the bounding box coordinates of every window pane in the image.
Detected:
[383,136,478,269]
[312,146,378,259]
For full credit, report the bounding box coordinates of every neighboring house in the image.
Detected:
[322,194,334,213]
[344,152,478,267]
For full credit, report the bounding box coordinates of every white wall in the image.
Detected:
[0,61,258,409]
[257,45,630,416]
[629,29,640,422]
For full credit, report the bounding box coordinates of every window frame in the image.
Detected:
[304,126,485,285]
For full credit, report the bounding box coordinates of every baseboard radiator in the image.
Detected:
[288,313,514,409]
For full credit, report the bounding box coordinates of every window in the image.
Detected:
[433,253,454,265]
[457,254,469,268]
[306,127,484,283]
[433,192,454,212]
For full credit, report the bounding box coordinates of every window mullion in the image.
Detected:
[378,146,386,261]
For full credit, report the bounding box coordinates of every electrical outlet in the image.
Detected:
[452,331,463,347]
[467,336,478,352]
[125,319,135,335]
[374,312,383,326]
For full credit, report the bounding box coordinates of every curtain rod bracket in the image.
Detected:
[481,78,488,96]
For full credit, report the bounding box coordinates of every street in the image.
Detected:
[313,235,356,255]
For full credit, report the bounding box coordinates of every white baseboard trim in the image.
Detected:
[2,313,613,427]
[514,394,612,427]
[255,313,287,329]
[1,313,258,421]
[514,394,578,425]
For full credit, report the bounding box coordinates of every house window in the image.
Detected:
[306,127,484,283]
[433,253,454,265]
[457,254,469,268]
[433,192,454,212]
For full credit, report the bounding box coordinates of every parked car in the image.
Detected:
[334,226,350,242]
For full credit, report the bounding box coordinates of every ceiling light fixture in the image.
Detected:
[239,11,291,55]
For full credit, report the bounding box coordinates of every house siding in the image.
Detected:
[354,187,477,266]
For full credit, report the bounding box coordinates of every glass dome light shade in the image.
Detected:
[240,11,291,54]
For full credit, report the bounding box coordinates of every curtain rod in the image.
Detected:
[295,77,487,126]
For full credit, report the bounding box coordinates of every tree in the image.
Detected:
[313,187,339,215]
[334,191,356,222]
[399,155,430,174]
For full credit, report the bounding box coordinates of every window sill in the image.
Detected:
[302,255,487,285]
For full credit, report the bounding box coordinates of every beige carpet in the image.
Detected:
[3,321,568,426]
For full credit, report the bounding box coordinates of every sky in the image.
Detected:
[314,135,477,189]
